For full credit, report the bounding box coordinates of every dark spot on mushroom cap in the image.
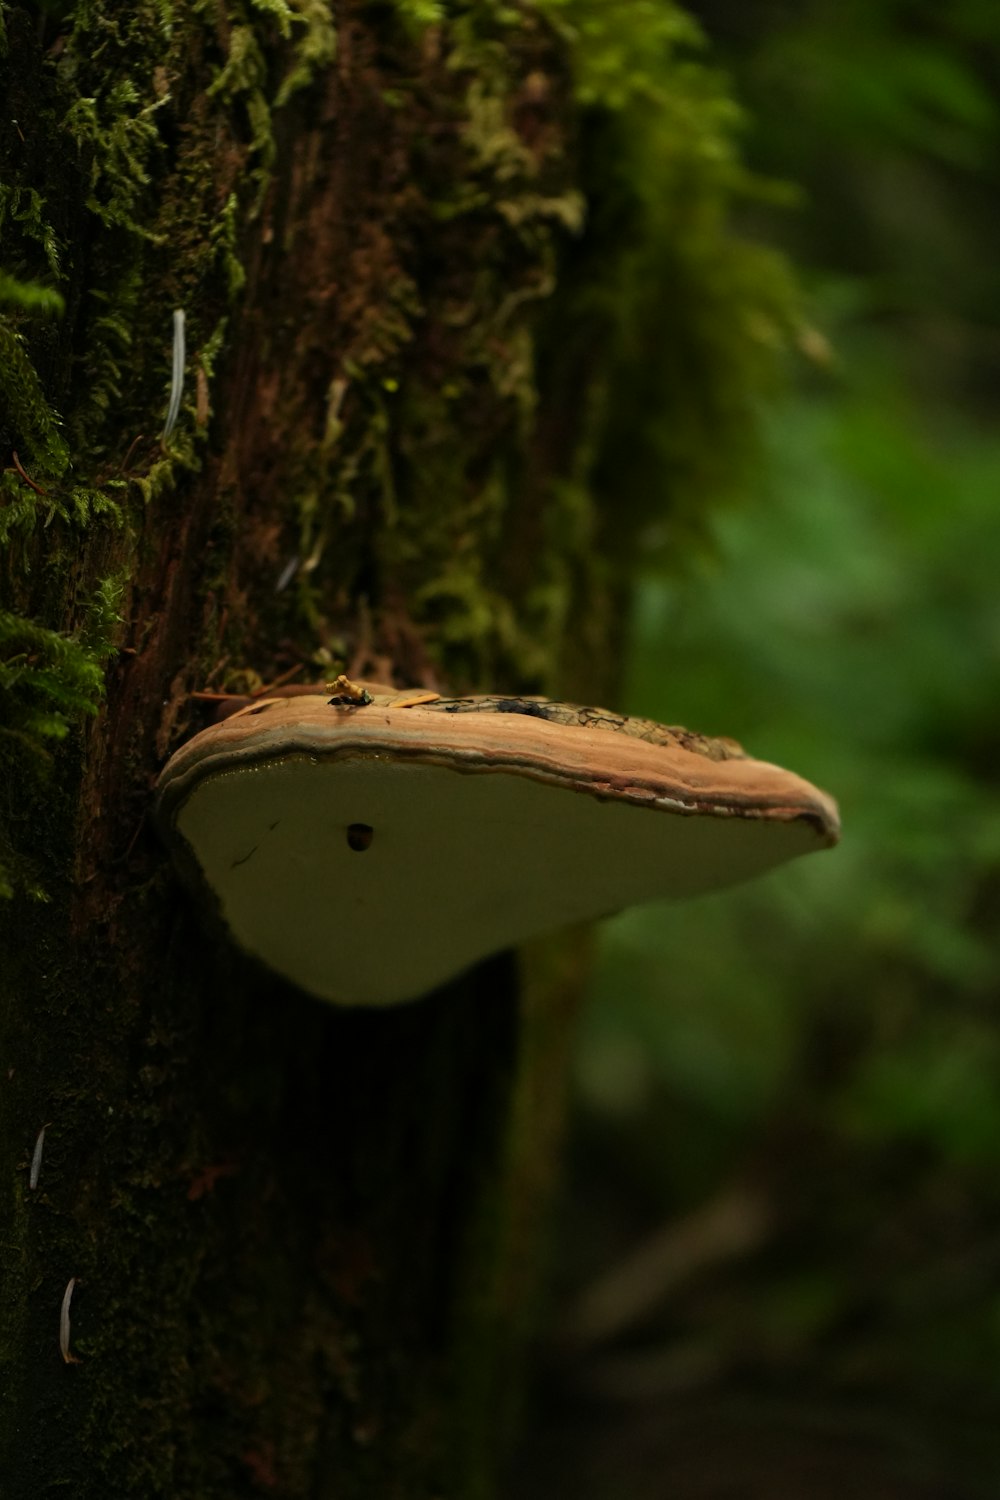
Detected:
[346,823,374,852]
[437,696,556,720]
[494,698,555,720]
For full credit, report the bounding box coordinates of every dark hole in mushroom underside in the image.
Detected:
[346,823,374,852]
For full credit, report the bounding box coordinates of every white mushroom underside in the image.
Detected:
[176,755,819,1006]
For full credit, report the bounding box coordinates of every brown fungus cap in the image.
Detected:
[154,683,840,1007]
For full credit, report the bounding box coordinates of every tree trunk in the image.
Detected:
[0,3,789,1494]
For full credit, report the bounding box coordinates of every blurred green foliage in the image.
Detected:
[587,355,1000,1160]
[541,2,1000,1494]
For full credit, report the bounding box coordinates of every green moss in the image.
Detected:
[0,184,62,278]
[327,0,799,700]
[275,0,337,108]
[62,84,166,240]
[197,0,337,123]
[130,446,195,505]
[0,0,275,533]
[0,322,70,477]
[249,0,294,30]
[0,613,105,737]
[208,195,247,301]
[0,470,127,547]
[206,22,277,199]
[219,17,337,221]
[533,0,801,546]
[391,0,444,30]
[0,270,64,315]
[0,576,125,897]
[535,0,705,108]
[0,576,125,728]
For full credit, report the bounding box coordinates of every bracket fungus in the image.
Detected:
[154,681,839,1007]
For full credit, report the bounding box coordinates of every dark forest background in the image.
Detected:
[513,4,1000,1497]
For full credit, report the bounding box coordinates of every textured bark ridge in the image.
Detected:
[0,2,796,1495]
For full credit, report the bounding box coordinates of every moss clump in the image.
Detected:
[0,183,62,279]
[391,0,444,29]
[0,271,64,314]
[0,612,106,744]
[537,0,801,547]
[0,575,124,897]
[0,320,70,477]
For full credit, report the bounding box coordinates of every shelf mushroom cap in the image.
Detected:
[154,686,840,1007]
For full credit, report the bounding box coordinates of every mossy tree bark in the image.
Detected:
[0,2,793,1495]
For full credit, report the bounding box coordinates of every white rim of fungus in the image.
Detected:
[154,691,839,1006]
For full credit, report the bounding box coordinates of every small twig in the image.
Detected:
[29,1124,48,1190]
[190,666,305,705]
[123,811,147,863]
[251,663,303,696]
[60,1277,81,1364]
[119,432,147,475]
[560,1185,770,1350]
[10,451,48,496]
